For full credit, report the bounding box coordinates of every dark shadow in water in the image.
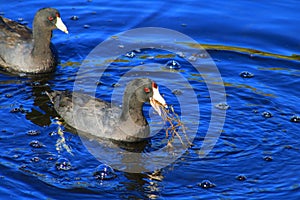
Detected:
[0,69,59,127]
[24,73,59,126]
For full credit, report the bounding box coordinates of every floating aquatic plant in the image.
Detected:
[153,100,193,148]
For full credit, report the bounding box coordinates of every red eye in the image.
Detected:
[48,16,54,21]
[152,82,158,89]
[144,87,150,93]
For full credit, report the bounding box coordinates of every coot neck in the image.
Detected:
[31,20,52,58]
[120,92,147,127]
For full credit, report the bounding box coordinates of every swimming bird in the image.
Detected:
[0,8,68,74]
[46,78,168,142]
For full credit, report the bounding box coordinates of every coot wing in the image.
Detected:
[0,16,32,42]
[47,91,121,139]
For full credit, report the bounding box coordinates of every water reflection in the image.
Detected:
[122,171,163,199]
[24,74,58,127]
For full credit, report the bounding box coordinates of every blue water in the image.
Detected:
[0,0,300,199]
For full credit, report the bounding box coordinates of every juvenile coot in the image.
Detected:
[0,8,68,74]
[47,78,168,142]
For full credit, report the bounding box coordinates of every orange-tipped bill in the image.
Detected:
[150,82,167,117]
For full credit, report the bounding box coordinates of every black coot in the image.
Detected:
[0,8,68,74]
[47,78,168,142]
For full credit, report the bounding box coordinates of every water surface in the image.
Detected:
[0,0,299,199]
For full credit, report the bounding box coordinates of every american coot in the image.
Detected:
[0,8,68,74]
[47,78,168,142]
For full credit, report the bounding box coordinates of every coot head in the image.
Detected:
[34,8,68,33]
